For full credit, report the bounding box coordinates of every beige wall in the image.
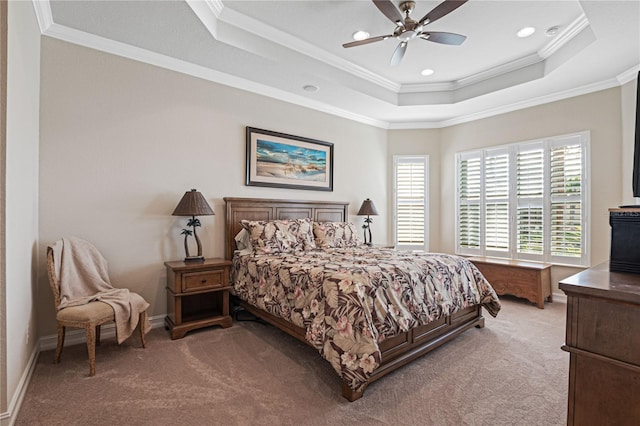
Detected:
[2,0,40,423]
[37,35,634,335]
[38,38,389,337]
[388,87,625,293]
[621,78,639,206]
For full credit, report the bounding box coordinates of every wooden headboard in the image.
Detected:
[223,197,349,260]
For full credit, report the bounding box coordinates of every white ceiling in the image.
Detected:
[36,0,640,128]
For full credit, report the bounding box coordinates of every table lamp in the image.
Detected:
[172,189,214,262]
[357,198,379,246]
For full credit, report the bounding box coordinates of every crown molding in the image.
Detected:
[32,0,634,131]
[185,0,223,39]
[209,1,589,98]
[39,23,388,129]
[402,53,544,94]
[387,76,622,130]
[216,4,401,93]
[401,14,589,94]
[31,0,53,33]
[440,77,622,128]
[38,20,629,131]
[618,64,640,85]
[539,13,588,59]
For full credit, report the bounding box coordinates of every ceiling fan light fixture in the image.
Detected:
[352,30,370,41]
[517,27,536,38]
[421,68,434,76]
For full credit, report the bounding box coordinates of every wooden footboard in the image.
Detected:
[347,304,485,401]
[235,297,484,401]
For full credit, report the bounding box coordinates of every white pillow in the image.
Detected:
[234,228,253,255]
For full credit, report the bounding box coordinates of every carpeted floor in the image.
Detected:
[16,297,568,426]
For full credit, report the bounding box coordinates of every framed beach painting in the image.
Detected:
[245,127,334,191]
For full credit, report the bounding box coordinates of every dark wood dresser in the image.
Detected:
[559,262,640,425]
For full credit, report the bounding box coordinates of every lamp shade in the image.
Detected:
[172,189,214,216]
[357,198,379,216]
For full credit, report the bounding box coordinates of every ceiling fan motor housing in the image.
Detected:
[399,1,416,15]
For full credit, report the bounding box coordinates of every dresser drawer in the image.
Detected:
[182,270,226,292]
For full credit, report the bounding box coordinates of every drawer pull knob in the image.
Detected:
[201,279,207,283]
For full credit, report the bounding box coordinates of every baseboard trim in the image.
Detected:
[1,315,165,426]
[39,314,165,351]
[0,343,39,426]
[552,291,567,304]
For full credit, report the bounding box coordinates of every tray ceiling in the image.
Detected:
[37,0,640,128]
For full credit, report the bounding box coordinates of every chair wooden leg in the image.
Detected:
[85,324,97,377]
[96,325,101,346]
[54,323,65,364]
[139,311,147,348]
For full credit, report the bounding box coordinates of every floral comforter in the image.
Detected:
[231,247,501,393]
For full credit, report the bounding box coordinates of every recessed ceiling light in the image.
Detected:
[545,26,560,37]
[352,30,370,41]
[303,84,319,93]
[421,68,435,76]
[517,27,536,38]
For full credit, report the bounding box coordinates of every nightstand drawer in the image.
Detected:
[182,270,225,292]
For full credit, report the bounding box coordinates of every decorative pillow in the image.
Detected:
[240,218,316,254]
[233,229,253,255]
[313,221,362,248]
[295,217,317,251]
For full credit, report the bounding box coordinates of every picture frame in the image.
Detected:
[245,127,334,191]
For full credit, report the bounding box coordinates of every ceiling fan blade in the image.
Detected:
[419,0,468,25]
[420,31,467,45]
[390,42,407,66]
[372,0,404,26]
[343,35,393,48]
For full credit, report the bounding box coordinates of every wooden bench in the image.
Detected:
[468,256,552,309]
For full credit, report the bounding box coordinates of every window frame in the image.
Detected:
[455,131,590,267]
[393,155,429,251]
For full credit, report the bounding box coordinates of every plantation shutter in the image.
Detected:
[455,131,588,266]
[457,154,481,253]
[485,150,509,253]
[550,142,583,259]
[517,145,544,257]
[394,156,427,248]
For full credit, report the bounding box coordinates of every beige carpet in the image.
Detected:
[16,297,568,425]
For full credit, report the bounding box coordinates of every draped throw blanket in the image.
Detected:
[50,237,151,343]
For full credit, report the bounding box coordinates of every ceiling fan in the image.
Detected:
[343,0,468,66]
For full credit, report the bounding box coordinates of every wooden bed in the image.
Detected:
[224,197,486,401]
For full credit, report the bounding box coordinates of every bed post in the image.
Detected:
[342,381,365,402]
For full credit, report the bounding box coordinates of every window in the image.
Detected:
[393,156,428,250]
[456,132,589,266]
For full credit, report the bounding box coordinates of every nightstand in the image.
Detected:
[164,258,233,339]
